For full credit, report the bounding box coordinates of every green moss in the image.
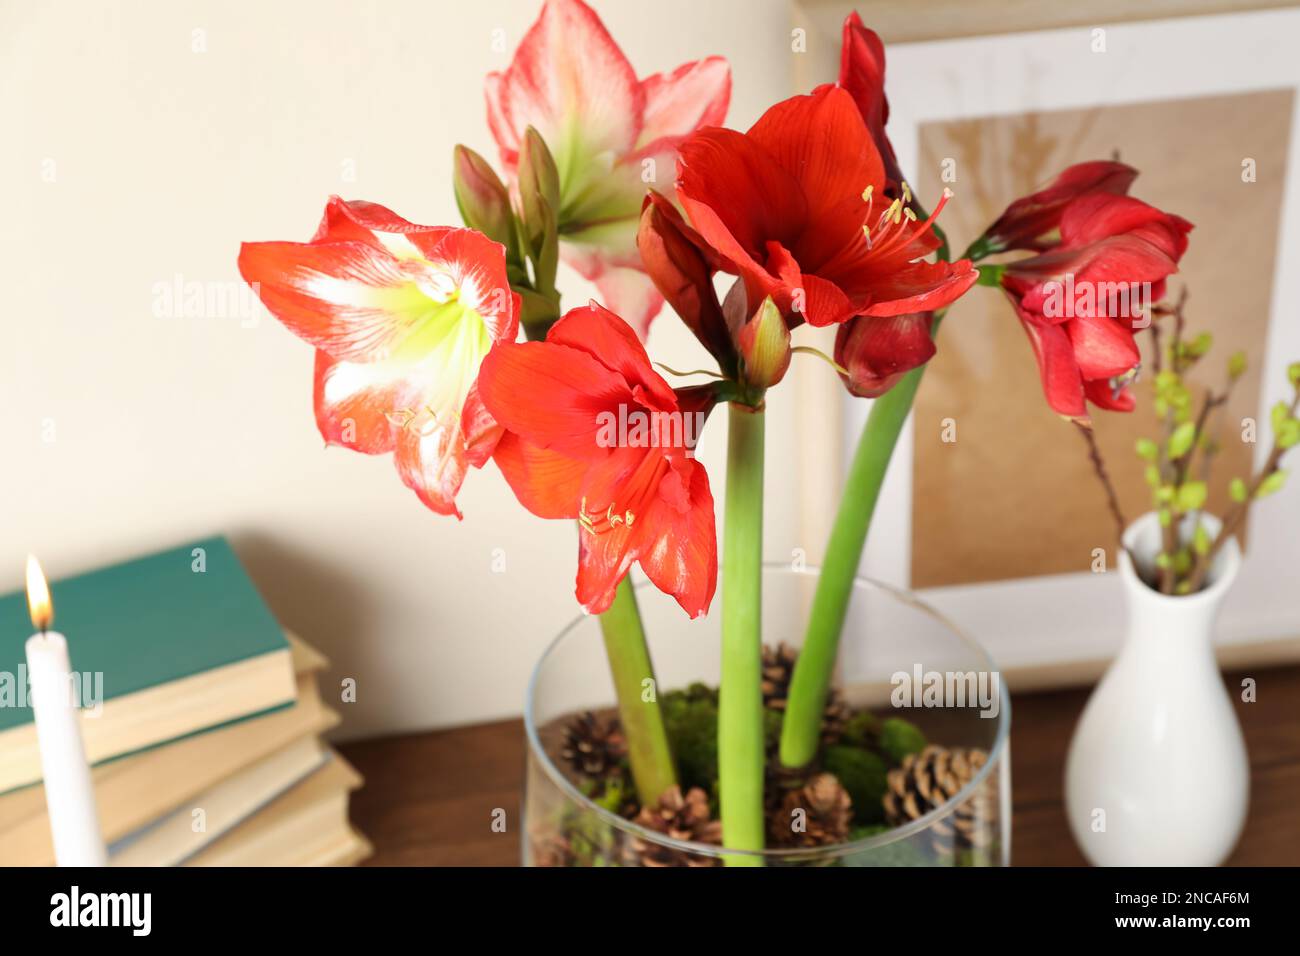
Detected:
[838,710,881,748]
[878,717,927,766]
[849,823,889,841]
[823,745,887,825]
[662,688,719,793]
[593,777,626,815]
[764,707,784,752]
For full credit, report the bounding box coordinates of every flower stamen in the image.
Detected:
[578,497,636,535]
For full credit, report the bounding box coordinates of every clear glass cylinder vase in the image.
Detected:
[524,566,1011,866]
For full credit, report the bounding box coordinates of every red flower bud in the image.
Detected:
[834,313,936,398]
[838,12,902,191]
[636,192,736,374]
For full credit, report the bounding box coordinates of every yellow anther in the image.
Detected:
[577,498,635,535]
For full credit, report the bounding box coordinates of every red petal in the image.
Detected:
[984,161,1138,252]
[1066,314,1141,380]
[636,57,731,153]
[461,380,504,469]
[1084,378,1136,413]
[857,258,979,317]
[636,194,733,364]
[238,239,431,361]
[487,0,643,172]
[573,447,663,613]
[424,229,520,344]
[547,302,678,411]
[1016,307,1087,419]
[677,126,806,264]
[484,71,519,169]
[834,313,935,397]
[747,86,885,241]
[312,350,415,454]
[638,459,717,618]
[477,340,631,459]
[393,411,470,519]
[798,273,857,328]
[492,432,587,519]
[838,13,901,188]
[1061,193,1191,262]
[312,196,455,253]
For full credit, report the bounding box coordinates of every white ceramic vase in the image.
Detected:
[1065,512,1248,866]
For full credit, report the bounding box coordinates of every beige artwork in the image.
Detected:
[911,89,1294,588]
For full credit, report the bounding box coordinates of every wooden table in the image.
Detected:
[339,664,1300,866]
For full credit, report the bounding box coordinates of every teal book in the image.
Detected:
[0,536,296,793]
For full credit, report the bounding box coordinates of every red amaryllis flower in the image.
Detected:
[238,197,520,517]
[486,0,730,337]
[477,303,717,617]
[674,86,976,376]
[979,161,1139,254]
[1001,191,1193,419]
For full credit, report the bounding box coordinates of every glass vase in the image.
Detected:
[524,565,1011,866]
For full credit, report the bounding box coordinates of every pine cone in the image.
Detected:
[761,644,852,745]
[819,692,853,745]
[559,711,627,779]
[771,772,853,847]
[761,643,800,709]
[883,745,991,856]
[626,786,723,867]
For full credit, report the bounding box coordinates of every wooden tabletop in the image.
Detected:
[339,664,1300,866]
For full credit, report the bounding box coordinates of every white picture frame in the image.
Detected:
[822,8,1300,679]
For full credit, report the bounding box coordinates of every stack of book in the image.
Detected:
[0,537,370,867]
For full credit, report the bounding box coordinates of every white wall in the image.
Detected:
[1,0,815,738]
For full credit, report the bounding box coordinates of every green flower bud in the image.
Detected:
[1229,350,1248,381]
[1168,421,1197,460]
[1256,470,1289,498]
[1271,400,1291,435]
[452,145,519,262]
[735,297,791,390]
[1176,481,1208,512]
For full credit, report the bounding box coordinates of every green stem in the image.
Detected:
[778,319,940,770]
[598,578,677,806]
[719,402,766,864]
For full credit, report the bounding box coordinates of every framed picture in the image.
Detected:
[793,3,1300,680]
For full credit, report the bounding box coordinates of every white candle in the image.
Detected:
[25,555,108,867]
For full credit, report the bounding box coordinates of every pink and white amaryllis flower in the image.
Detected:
[485,0,730,337]
[238,197,520,518]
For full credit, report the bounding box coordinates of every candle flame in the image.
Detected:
[25,554,53,632]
